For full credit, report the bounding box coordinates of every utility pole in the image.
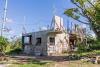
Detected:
[1,0,8,36]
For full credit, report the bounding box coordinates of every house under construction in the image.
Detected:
[22,15,86,56]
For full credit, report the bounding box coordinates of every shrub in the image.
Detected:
[7,48,22,54]
[89,40,100,50]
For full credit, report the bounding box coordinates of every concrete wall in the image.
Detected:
[23,30,69,56]
[23,30,48,55]
[47,32,69,56]
[32,31,48,56]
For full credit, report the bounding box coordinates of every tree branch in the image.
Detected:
[72,0,96,24]
[87,0,97,10]
[70,16,89,24]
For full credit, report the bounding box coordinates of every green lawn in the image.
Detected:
[7,64,45,67]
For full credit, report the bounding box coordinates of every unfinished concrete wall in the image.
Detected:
[31,31,48,56]
[23,30,69,56]
[51,16,64,31]
[23,45,33,54]
[47,32,69,56]
[23,15,69,56]
[23,31,49,55]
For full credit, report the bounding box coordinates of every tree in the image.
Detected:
[0,36,9,53]
[64,0,100,40]
[13,38,22,49]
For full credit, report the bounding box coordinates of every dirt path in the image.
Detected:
[0,64,6,67]
[0,64,11,67]
[48,61,100,67]
[9,55,100,67]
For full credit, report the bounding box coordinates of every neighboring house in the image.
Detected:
[22,16,69,56]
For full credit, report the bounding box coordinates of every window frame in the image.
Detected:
[36,37,42,46]
[49,37,55,45]
[23,35,32,45]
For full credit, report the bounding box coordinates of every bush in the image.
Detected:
[77,42,91,53]
[89,40,100,50]
[0,36,9,53]
[77,37,100,53]
[7,48,22,54]
[69,54,80,60]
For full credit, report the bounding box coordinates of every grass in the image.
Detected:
[77,50,100,57]
[26,58,48,64]
[0,57,53,67]
[1,50,100,67]
[7,61,52,67]
[7,64,44,67]
[1,58,100,67]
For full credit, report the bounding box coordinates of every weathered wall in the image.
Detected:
[32,31,48,56]
[23,30,69,56]
[47,32,69,56]
[23,15,70,56]
[23,30,49,55]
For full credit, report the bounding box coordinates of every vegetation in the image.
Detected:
[8,64,43,67]
[76,35,100,53]
[0,36,9,53]
[64,0,100,56]
[0,35,22,55]
[64,0,100,40]
[0,57,52,67]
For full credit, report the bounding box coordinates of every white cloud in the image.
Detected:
[40,26,47,31]
[0,18,14,23]
[9,30,15,34]
[6,18,13,23]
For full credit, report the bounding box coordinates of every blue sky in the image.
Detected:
[0,0,93,39]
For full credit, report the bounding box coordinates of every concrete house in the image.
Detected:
[22,16,69,56]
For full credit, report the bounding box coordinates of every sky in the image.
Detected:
[0,0,95,39]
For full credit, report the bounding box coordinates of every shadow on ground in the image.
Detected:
[10,54,80,63]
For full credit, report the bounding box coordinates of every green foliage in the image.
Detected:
[76,35,100,53]
[7,58,51,67]
[85,35,100,50]
[77,42,90,53]
[0,36,22,55]
[9,38,22,49]
[64,8,80,20]
[0,36,9,52]
[14,38,22,49]
[71,0,87,7]
[64,0,100,40]
[8,64,42,67]
[7,48,22,54]
[89,40,100,50]
[6,37,22,54]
